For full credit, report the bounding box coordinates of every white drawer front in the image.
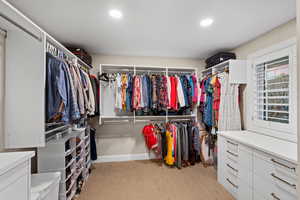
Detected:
[0,173,29,200]
[226,149,239,162]
[226,139,238,153]
[272,186,298,200]
[254,152,297,196]
[224,176,238,198]
[253,173,276,199]
[254,150,297,179]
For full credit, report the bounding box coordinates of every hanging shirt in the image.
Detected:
[70,65,85,115]
[176,75,185,108]
[180,76,188,107]
[115,73,122,110]
[82,70,95,115]
[132,75,141,109]
[166,76,171,108]
[121,73,128,111]
[151,75,158,109]
[158,75,169,109]
[192,75,198,105]
[64,62,80,120]
[165,124,175,166]
[213,77,221,121]
[189,76,194,104]
[46,53,69,122]
[169,76,178,110]
[140,75,145,108]
[203,78,213,127]
[142,75,149,109]
[126,74,133,112]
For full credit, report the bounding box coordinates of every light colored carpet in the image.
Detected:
[78,160,234,200]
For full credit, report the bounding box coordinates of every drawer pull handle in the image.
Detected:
[271,193,280,200]
[271,158,296,171]
[226,163,238,172]
[227,140,238,146]
[226,178,238,189]
[270,173,296,189]
[226,150,238,157]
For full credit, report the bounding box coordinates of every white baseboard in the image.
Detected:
[94,153,156,163]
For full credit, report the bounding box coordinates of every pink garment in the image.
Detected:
[200,79,206,103]
[192,75,198,104]
[132,76,141,109]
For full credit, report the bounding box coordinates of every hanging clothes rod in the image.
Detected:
[46,40,92,70]
[0,13,42,42]
[168,119,193,122]
[168,71,193,74]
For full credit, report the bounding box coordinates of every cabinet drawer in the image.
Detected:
[226,149,239,162]
[223,157,239,176]
[254,152,297,196]
[0,161,29,191]
[254,150,297,179]
[254,172,297,200]
[253,173,276,199]
[224,175,238,198]
[225,139,238,153]
[272,186,298,200]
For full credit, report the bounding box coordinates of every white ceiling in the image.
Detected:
[7,0,296,58]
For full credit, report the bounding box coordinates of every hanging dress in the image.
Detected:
[218,73,241,131]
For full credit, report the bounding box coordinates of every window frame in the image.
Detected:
[247,38,297,142]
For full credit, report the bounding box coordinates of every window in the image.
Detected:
[254,56,289,124]
[249,41,297,140]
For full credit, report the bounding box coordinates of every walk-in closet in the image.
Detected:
[0,0,299,200]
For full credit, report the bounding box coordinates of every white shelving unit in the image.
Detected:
[37,127,91,200]
[201,59,247,84]
[99,64,198,125]
[1,0,93,148]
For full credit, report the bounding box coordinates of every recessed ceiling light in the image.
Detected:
[200,18,214,27]
[109,9,123,19]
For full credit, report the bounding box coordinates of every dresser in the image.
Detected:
[218,131,298,200]
[0,151,35,200]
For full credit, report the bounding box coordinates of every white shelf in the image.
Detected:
[201,59,247,84]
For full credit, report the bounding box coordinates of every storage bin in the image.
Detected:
[31,172,61,200]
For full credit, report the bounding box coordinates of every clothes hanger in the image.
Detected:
[99,73,109,82]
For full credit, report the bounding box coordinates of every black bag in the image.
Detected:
[205,52,236,68]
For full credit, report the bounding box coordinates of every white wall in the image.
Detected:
[0,33,5,152]
[233,19,296,130]
[91,54,204,158]
[234,19,296,59]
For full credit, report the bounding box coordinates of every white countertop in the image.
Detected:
[219,131,298,164]
[0,151,35,175]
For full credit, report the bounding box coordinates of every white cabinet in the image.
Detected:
[0,151,35,200]
[218,132,298,200]
[0,1,46,148]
